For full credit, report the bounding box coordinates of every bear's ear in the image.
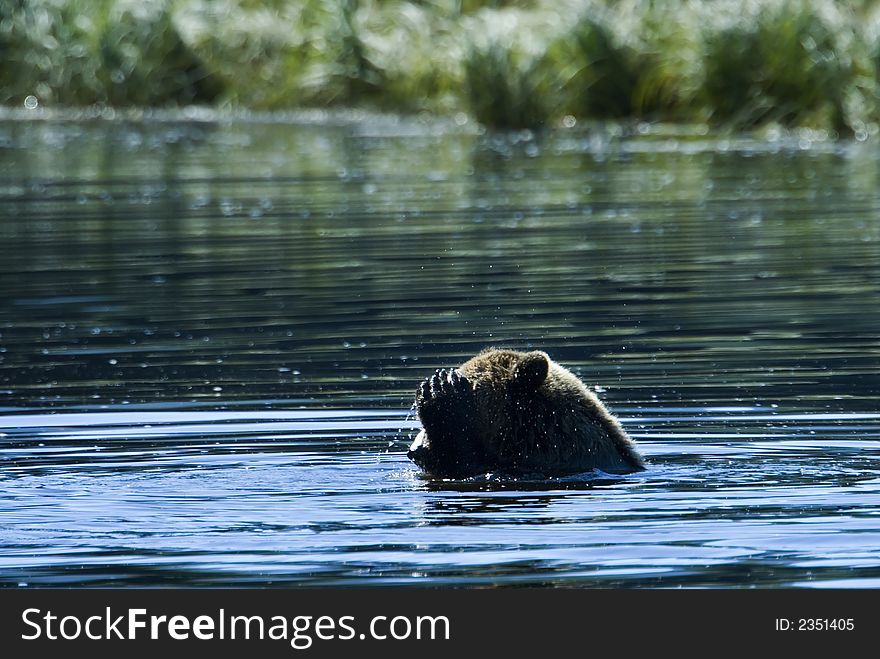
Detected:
[512,351,549,392]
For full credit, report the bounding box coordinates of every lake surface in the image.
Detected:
[1,113,879,587]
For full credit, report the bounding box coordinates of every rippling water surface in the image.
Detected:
[1,115,879,587]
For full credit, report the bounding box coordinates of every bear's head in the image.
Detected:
[408,349,552,478]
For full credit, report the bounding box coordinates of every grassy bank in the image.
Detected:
[3,0,880,134]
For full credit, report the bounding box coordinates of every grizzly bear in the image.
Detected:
[408,348,644,478]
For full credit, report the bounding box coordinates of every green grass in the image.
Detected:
[0,0,221,107]
[2,0,880,134]
[701,1,866,131]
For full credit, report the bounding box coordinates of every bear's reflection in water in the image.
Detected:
[419,473,632,493]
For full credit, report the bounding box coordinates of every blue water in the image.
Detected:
[1,115,879,587]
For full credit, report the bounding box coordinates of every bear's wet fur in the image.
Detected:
[408,348,644,478]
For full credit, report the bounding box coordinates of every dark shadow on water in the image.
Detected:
[416,471,634,492]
